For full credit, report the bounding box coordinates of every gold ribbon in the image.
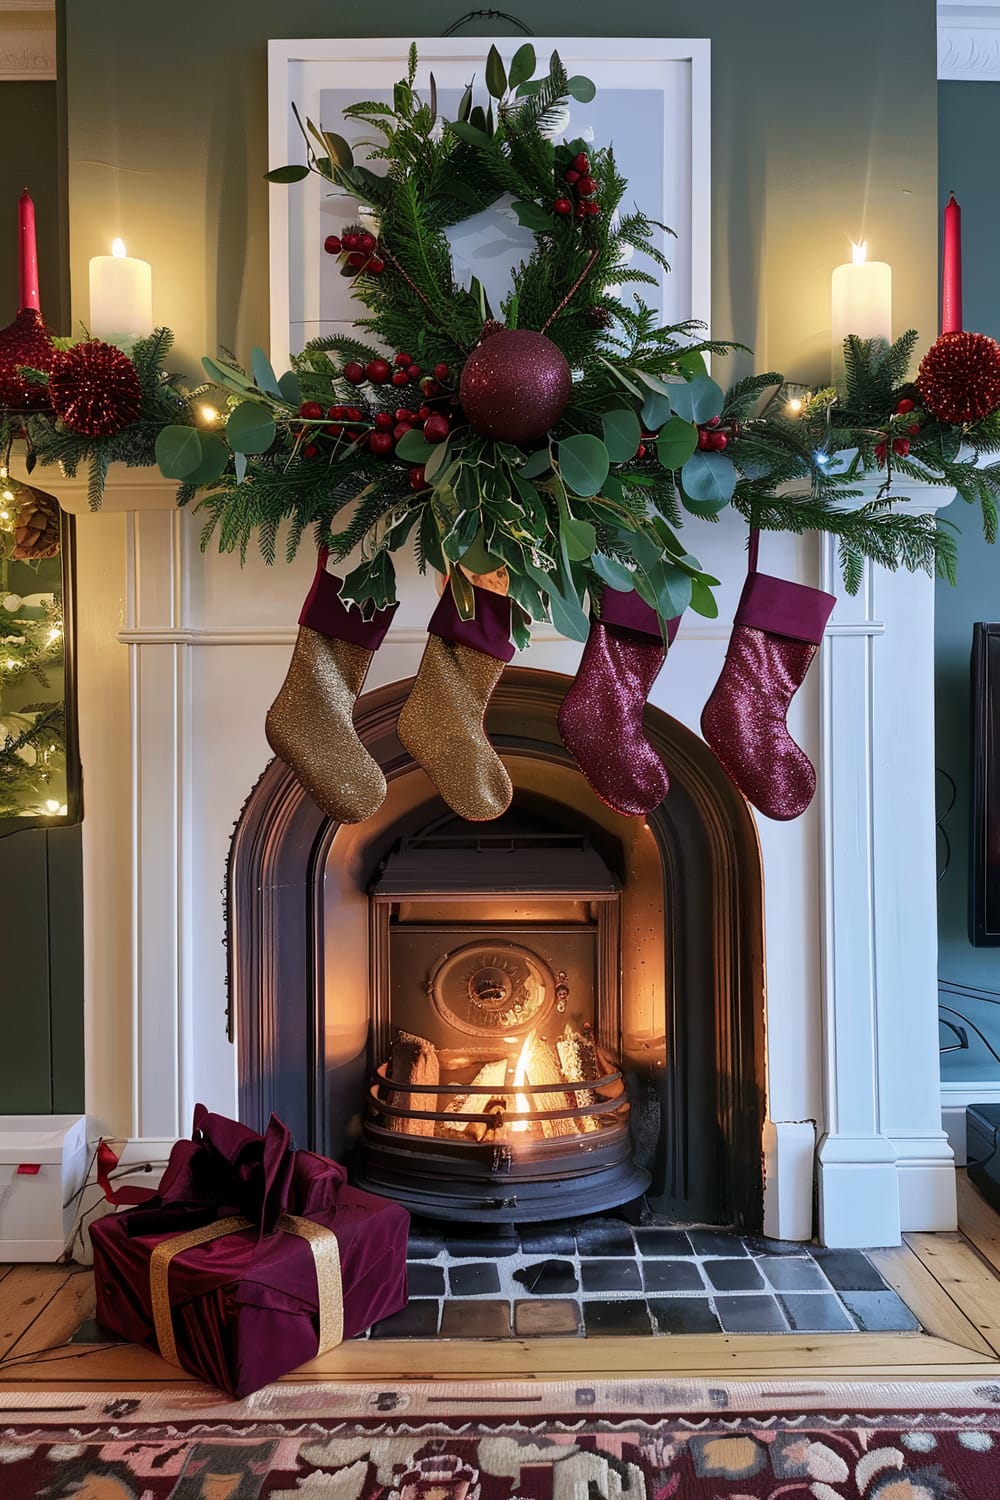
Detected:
[148,1212,344,1367]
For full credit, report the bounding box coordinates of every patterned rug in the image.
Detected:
[3,1379,1000,1498]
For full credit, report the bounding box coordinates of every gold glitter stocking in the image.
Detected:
[397,636,512,821]
[265,626,386,824]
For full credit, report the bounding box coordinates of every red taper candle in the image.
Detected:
[942,191,962,335]
[18,190,40,312]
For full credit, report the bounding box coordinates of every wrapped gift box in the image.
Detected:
[90,1106,408,1397]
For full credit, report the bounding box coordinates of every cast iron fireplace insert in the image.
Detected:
[353,833,651,1222]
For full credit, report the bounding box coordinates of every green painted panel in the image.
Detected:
[0,828,53,1110]
[46,823,84,1111]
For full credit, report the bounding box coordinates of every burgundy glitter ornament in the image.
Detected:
[916,330,1000,425]
[0,307,56,411]
[459,329,572,444]
[49,339,142,437]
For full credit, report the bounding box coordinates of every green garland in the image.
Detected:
[6,42,1000,641]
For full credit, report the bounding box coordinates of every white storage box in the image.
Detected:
[0,1115,88,1260]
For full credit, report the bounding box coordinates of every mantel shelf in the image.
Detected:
[7,458,179,516]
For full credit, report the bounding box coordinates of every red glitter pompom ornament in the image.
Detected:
[0,307,56,411]
[49,339,142,437]
[916,330,1000,425]
[459,329,571,444]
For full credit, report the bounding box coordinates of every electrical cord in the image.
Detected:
[936,765,957,884]
[939,1003,1000,1170]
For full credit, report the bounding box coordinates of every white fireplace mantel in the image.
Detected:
[46,458,957,1248]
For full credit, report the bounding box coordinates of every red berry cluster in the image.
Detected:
[342,352,451,400]
[323,225,385,278]
[367,399,452,461]
[875,397,922,465]
[696,415,730,451]
[296,400,364,459]
[554,152,600,221]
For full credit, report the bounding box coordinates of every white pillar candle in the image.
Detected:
[89,238,153,341]
[831,240,891,379]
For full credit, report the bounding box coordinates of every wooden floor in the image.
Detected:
[4,1173,1000,1390]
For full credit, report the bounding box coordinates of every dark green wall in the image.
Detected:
[0,76,81,1114]
[63,1,938,380]
[0,82,67,333]
[937,81,1000,1080]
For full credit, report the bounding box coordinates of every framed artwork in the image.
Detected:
[267,37,711,371]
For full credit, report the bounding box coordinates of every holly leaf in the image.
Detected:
[443,507,482,562]
[264,164,310,183]
[656,416,699,470]
[508,42,536,88]
[418,507,446,574]
[226,401,276,455]
[601,407,642,463]
[341,550,396,613]
[449,566,476,620]
[558,433,610,497]
[511,200,555,232]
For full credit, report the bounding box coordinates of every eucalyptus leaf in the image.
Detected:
[182,434,230,487]
[557,433,610,497]
[590,552,636,592]
[395,429,436,463]
[226,401,277,455]
[668,374,724,426]
[277,370,302,406]
[519,447,552,479]
[677,349,708,379]
[656,416,699,470]
[251,347,282,399]
[155,425,204,481]
[688,576,720,618]
[566,75,597,102]
[560,514,597,562]
[201,355,255,392]
[485,44,507,99]
[640,389,673,431]
[601,407,642,463]
[234,451,248,484]
[508,42,536,87]
[679,450,737,508]
[264,164,310,184]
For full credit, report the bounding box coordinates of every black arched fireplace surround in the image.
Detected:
[228,667,765,1228]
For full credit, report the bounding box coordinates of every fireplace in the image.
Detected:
[356,828,650,1222]
[229,666,767,1229]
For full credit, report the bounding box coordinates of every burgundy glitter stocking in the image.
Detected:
[701,568,836,821]
[558,587,680,818]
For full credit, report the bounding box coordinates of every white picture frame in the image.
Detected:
[267,36,711,372]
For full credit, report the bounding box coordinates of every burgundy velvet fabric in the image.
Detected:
[734,570,835,645]
[598,584,681,644]
[299,550,398,650]
[427,581,516,662]
[89,1107,409,1399]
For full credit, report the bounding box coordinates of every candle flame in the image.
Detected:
[111,238,127,258]
[850,240,867,266]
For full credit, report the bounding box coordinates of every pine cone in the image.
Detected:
[586,304,613,329]
[479,320,505,341]
[11,482,60,559]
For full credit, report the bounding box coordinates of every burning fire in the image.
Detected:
[509,1030,536,1133]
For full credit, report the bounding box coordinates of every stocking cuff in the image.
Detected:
[299,554,398,650]
[599,585,681,645]
[428,581,516,662]
[734,571,835,645]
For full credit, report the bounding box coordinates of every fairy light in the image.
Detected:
[45,799,60,813]
[199,404,220,424]
[47,624,61,643]
[786,397,803,415]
